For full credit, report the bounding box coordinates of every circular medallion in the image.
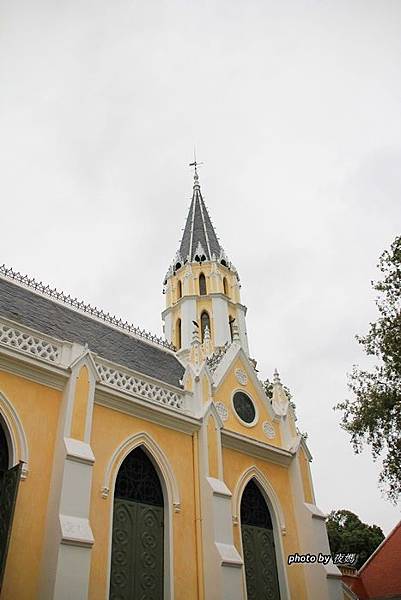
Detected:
[235,368,248,386]
[215,401,228,422]
[263,421,275,439]
[232,391,257,425]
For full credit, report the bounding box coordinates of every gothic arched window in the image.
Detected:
[223,277,228,296]
[176,319,182,350]
[114,447,163,506]
[177,280,182,300]
[201,311,210,342]
[229,316,235,341]
[199,273,207,296]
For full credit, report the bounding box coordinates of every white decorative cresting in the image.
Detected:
[263,421,276,440]
[96,362,185,410]
[215,401,229,422]
[235,368,247,386]
[0,322,60,363]
[0,264,175,350]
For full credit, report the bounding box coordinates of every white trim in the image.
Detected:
[230,388,259,428]
[222,429,293,467]
[0,390,29,478]
[95,387,200,435]
[212,345,276,420]
[233,467,291,600]
[104,432,180,600]
[232,466,287,535]
[0,345,67,390]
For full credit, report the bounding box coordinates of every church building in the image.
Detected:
[0,168,343,599]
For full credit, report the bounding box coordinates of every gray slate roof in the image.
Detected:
[0,278,185,388]
[178,173,222,263]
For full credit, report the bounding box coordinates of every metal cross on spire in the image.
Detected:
[189,147,203,181]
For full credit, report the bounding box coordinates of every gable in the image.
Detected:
[213,354,282,448]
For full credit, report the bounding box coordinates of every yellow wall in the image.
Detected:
[70,365,89,441]
[88,404,199,600]
[215,357,282,447]
[0,370,61,600]
[223,447,308,599]
[298,447,314,504]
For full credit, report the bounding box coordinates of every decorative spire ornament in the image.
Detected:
[272,368,289,416]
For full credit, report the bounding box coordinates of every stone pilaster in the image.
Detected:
[39,348,98,600]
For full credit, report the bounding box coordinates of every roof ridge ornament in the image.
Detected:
[272,368,289,416]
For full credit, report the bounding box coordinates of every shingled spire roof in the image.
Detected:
[178,169,223,264]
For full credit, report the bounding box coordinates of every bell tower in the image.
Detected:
[162,167,250,356]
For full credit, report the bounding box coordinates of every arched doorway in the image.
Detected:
[110,446,164,600]
[0,417,22,588]
[0,421,9,482]
[241,479,281,600]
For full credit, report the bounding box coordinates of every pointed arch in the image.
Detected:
[176,318,182,350]
[104,432,180,599]
[229,315,235,341]
[233,466,290,600]
[199,272,207,296]
[102,431,180,511]
[177,279,182,300]
[233,466,286,534]
[0,391,29,479]
[201,311,210,342]
[223,276,229,296]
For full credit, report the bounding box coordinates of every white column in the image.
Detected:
[39,349,98,600]
[235,306,250,356]
[163,310,173,344]
[198,405,243,599]
[181,297,197,349]
[212,296,231,347]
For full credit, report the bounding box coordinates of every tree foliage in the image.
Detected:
[326,510,384,570]
[263,378,293,403]
[336,236,401,501]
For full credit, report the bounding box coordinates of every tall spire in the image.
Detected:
[178,168,223,264]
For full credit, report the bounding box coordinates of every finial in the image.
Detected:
[273,368,281,385]
[189,147,203,188]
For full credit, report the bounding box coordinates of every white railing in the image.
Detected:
[96,361,185,411]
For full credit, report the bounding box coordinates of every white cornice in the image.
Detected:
[221,429,293,467]
[0,346,67,390]
[95,386,201,435]
[162,293,245,315]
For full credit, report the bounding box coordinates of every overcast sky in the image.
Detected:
[1,1,400,535]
